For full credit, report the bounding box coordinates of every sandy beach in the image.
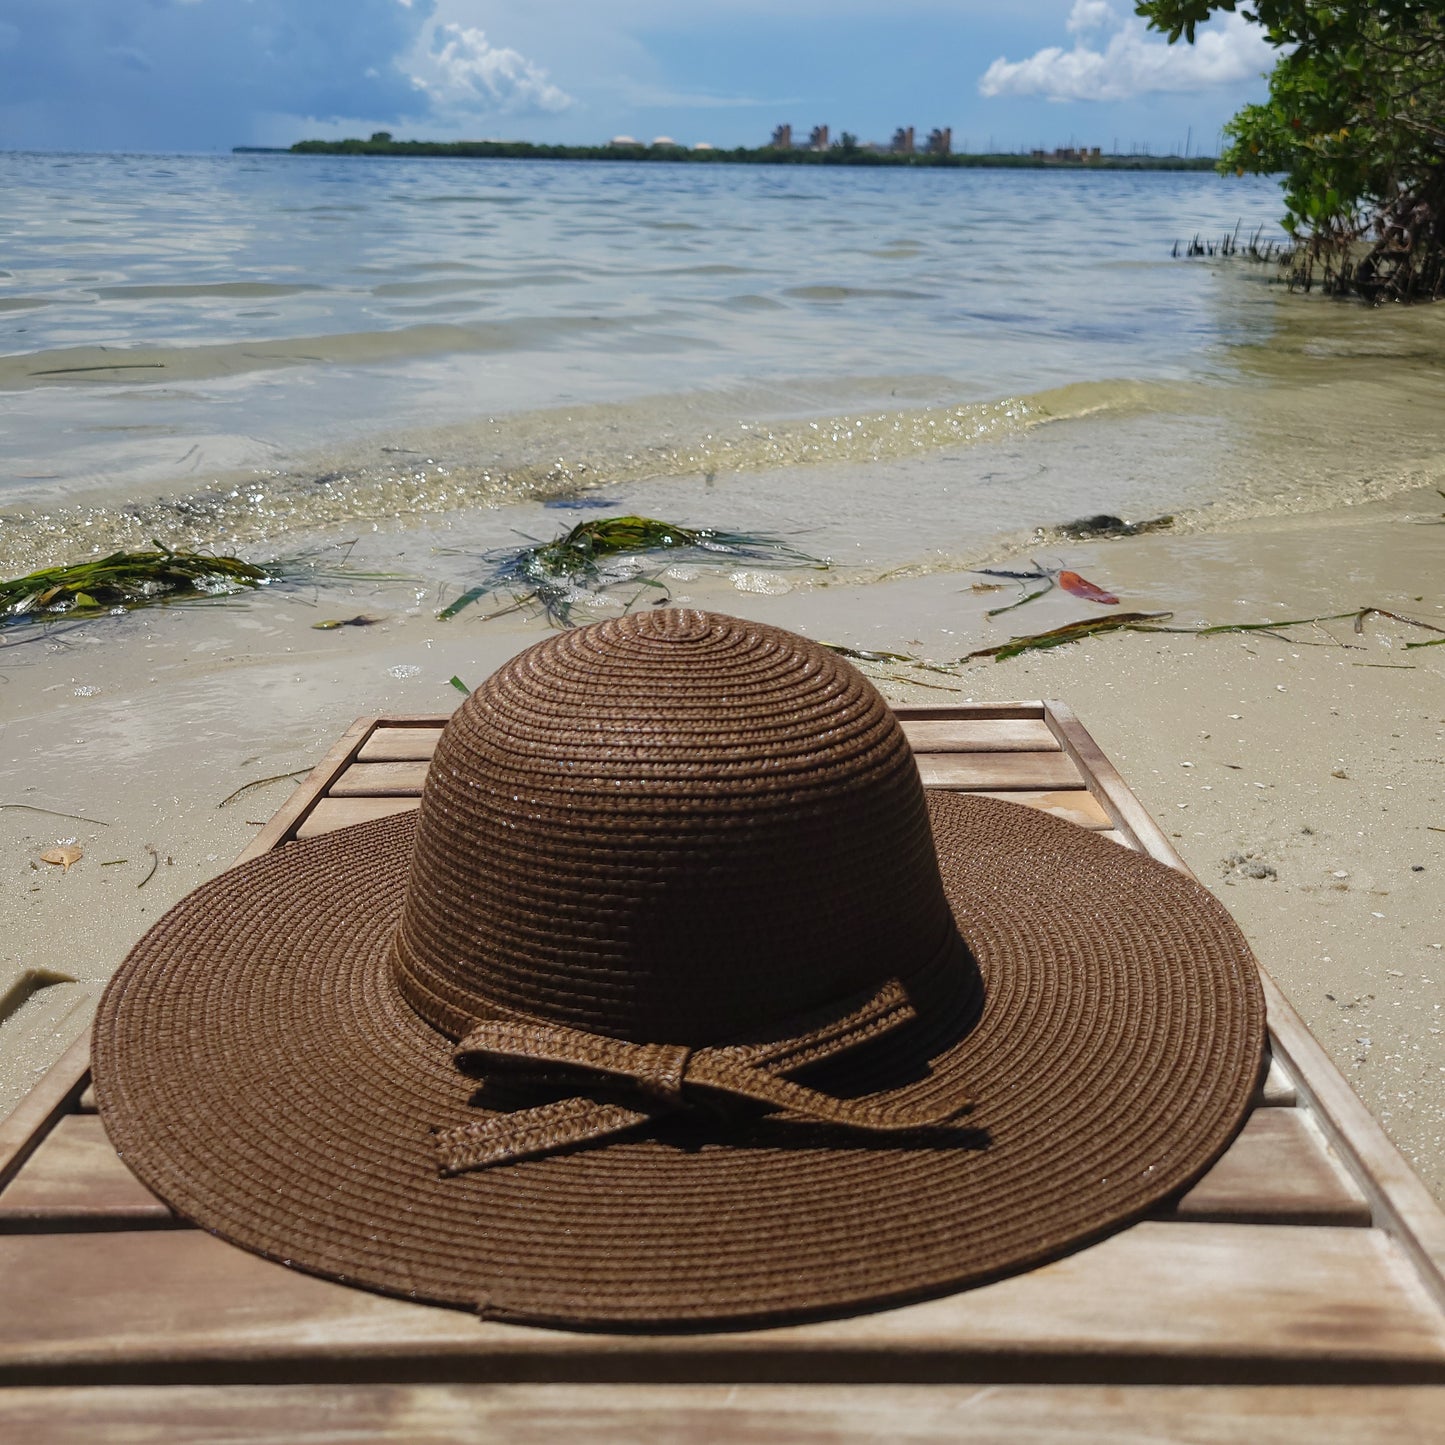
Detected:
[4,480,1441,1195]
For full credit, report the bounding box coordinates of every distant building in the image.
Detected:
[771,124,793,149]
[890,126,915,155]
[692,142,715,151]
[1034,146,1106,164]
[925,127,951,156]
[808,125,829,151]
[651,136,678,147]
[609,136,639,146]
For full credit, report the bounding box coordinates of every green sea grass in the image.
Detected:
[439,514,826,626]
[0,544,274,626]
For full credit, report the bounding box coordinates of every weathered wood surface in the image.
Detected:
[1045,703,1172,862]
[1258,970,1445,1319]
[0,1032,91,1193]
[0,1116,173,1230]
[1256,1055,1297,1109]
[233,717,375,866]
[1165,1109,1369,1227]
[5,1383,1444,1445]
[329,754,1112,802]
[898,718,1059,753]
[355,725,444,763]
[971,789,1113,829]
[349,711,1063,767]
[6,700,1445,1427]
[913,752,1084,791]
[294,795,419,838]
[328,760,429,796]
[3,1224,1443,1386]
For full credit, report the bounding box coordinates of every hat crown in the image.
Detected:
[391,609,955,1044]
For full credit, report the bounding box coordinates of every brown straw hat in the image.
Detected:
[94,609,1265,1330]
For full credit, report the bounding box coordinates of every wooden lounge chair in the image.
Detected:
[2,701,1444,1441]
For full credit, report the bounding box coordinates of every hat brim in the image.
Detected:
[93,792,1264,1330]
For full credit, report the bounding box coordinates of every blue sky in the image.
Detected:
[0,0,1275,156]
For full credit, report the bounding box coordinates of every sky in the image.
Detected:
[0,0,1277,156]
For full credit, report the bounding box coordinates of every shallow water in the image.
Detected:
[2,152,1444,577]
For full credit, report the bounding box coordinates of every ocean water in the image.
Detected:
[3,151,1445,577]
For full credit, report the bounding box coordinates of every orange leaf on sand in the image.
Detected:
[40,845,83,873]
[1058,570,1119,605]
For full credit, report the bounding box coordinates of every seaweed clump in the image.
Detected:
[439,514,826,626]
[1,544,274,627]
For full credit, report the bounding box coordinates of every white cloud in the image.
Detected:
[408,23,573,116]
[979,1,1273,103]
[1066,0,1119,34]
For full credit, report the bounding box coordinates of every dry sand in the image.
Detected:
[2,483,1442,1194]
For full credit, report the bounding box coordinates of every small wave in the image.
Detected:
[719,294,787,312]
[0,377,1157,571]
[783,285,938,302]
[657,264,756,277]
[398,193,529,206]
[0,315,633,391]
[93,282,321,301]
[370,279,488,298]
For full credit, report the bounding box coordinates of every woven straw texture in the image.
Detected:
[94,610,1265,1330]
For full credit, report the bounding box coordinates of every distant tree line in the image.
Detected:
[286,133,1216,171]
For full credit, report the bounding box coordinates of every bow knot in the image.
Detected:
[434,976,967,1175]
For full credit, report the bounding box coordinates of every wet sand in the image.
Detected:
[2,483,1442,1195]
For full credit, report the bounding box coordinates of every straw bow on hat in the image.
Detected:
[95,609,1264,1329]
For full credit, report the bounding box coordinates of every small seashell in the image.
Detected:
[40,845,83,873]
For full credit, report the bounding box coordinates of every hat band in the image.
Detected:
[434,971,970,1174]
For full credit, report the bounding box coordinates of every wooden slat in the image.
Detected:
[1044,702,1169,859]
[355,726,444,763]
[1166,1109,1370,1227]
[1259,971,1445,1315]
[898,718,1060,753]
[350,718,1061,767]
[293,796,419,839]
[969,790,1113,829]
[891,702,1046,721]
[0,1032,91,1193]
[328,768,1107,810]
[233,717,378,865]
[328,760,429,797]
[329,763,1100,811]
[5,1383,1445,1444]
[1038,702,1443,1308]
[3,1224,1443,1385]
[1255,1055,1298,1109]
[914,752,1083,791]
[0,1116,175,1231]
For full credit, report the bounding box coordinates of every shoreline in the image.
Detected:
[3,482,1441,1194]
[278,140,1220,171]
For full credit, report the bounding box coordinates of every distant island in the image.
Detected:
[249,128,1216,171]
